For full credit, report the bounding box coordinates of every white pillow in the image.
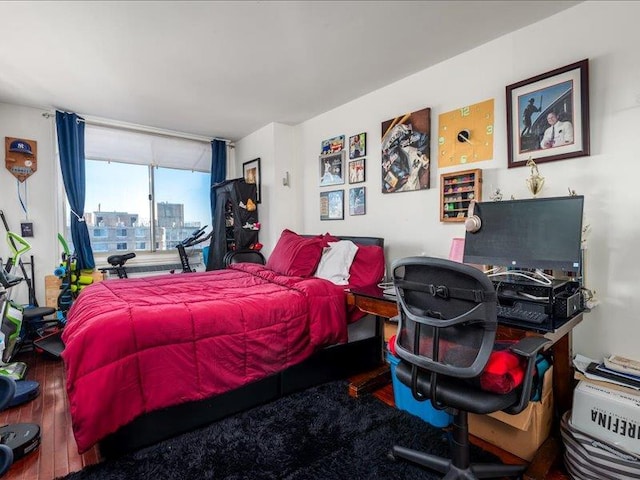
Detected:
[314,240,359,285]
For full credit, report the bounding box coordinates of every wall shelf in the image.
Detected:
[440,168,482,222]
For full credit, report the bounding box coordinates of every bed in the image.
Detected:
[62,231,385,457]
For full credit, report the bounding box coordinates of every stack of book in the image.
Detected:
[585,360,640,390]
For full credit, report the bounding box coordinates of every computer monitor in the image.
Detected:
[463,195,584,273]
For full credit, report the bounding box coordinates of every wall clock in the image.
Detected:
[438,98,494,167]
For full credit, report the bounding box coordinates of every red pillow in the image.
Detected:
[321,233,384,287]
[266,229,325,277]
[349,245,385,287]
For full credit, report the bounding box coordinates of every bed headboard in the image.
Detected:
[335,236,384,248]
[302,235,384,248]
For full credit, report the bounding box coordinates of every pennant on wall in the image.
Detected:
[5,136,37,183]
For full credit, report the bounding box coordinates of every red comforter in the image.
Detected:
[62,263,348,453]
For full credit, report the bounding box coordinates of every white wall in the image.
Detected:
[236,1,640,361]
[235,122,302,256]
[0,103,59,305]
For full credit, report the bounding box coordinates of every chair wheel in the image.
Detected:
[386,450,397,462]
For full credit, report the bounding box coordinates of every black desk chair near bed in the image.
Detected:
[389,256,550,480]
[223,249,265,267]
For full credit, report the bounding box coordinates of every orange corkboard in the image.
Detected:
[438,99,494,167]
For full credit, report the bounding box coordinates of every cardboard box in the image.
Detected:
[44,272,105,308]
[469,366,554,461]
[571,380,640,455]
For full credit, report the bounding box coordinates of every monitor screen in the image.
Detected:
[463,195,584,272]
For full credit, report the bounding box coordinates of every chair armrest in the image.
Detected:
[509,336,551,358]
[503,336,552,415]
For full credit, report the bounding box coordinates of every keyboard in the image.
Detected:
[496,305,549,324]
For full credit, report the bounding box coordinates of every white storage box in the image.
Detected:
[572,380,640,456]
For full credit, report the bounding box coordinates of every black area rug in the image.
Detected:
[59,381,498,480]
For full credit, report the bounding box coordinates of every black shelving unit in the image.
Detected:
[206,178,259,271]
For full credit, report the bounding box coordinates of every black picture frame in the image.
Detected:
[506,59,590,168]
[348,132,366,159]
[349,187,366,216]
[242,158,261,203]
[319,151,345,187]
[348,158,365,184]
[320,190,344,221]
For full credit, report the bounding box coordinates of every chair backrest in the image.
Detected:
[223,249,266,267]
[392,256,497,381]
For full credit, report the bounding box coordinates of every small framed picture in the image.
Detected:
[320,135,345,155]
[319,151,345,186]
[320,190,344,221]
[242,157,261,203]
[349,187,366,216]
[349,132,366,159]
[348,158,365,184]
[506,59,590,168]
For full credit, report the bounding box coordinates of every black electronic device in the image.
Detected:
[493,276,582,330]
[0,423,40,460]
[463,195,584,273]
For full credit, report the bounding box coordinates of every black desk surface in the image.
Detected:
[350,286,580,334]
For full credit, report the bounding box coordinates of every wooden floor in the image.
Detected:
[2,349,569,480]
[3,349,100,480]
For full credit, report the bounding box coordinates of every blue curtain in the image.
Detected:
[207,139,226,267]
[56,111,95,270]
[209,139,227,224]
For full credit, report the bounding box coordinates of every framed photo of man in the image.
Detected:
[506,59,590,168]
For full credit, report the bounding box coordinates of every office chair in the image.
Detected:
[389,256,550,479]
[223,249,266,267]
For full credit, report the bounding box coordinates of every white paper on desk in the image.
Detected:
[573,354,640,391]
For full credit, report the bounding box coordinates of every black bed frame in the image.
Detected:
[99,235,385,458]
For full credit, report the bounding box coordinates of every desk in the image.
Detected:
[347,285,583,415]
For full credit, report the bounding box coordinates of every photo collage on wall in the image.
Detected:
[319,132,367,219]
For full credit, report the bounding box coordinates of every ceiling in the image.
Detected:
[0,1,581,141]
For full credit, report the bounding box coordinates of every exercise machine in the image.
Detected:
[0,211,37,307]
[175,226,212,273]
[98,252,136,279]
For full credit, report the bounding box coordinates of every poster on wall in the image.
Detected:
[349,187,366,216]
[381,107,430,194]
[320,135,345,155]
[5,137,37,183]
[319,151,345,187]
[349,132,366,159]
[320,190,344,220]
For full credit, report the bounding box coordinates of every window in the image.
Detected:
[93,243,108,252]
[66,125,216,256]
